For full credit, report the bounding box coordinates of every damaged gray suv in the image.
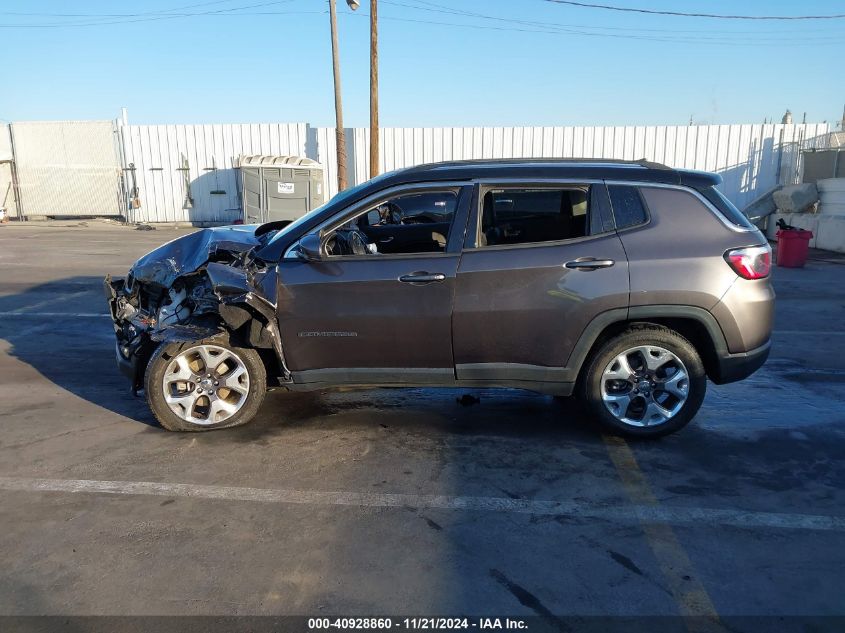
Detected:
[105,159,774,438]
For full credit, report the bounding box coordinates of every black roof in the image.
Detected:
[255,158,720,260]
[375,158,721,188]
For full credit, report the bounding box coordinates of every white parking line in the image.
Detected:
[773,330,845,336]
[8,290,91,314]
[0,476,843,532]
[0,312,109,317]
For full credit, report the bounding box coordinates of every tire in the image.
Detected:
[145,334,267,432]
[580,324,706,439]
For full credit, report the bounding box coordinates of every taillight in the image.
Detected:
[724,244,771,280]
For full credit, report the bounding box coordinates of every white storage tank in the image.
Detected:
[237,155,325,224]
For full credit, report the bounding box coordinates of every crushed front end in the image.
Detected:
[104,225,289,394]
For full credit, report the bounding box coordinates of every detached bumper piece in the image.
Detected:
[104,275,154,394]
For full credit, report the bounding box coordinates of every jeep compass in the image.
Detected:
[105,159,774,438]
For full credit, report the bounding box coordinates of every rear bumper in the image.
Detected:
[711,340,771,384]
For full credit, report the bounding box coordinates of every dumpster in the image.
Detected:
[775,228,813,268]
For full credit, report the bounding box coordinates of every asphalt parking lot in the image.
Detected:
[1,222,844,627]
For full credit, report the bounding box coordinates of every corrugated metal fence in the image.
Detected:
[89,121,840,222]
[120,123,308,223]
[3,120,833,222]
[324,123,831,210]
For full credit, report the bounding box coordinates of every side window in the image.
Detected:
[357,191,457,227]
[697,186,756,229]
[607,185,649,229]
[478,186,591,247]
[325,190,458,256]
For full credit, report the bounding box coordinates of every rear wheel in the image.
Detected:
[145,336,266,432]
[581,325,706,438]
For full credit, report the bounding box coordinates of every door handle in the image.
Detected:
[378,236,394,243]
[564,258,615,270]
[399,272,446,283]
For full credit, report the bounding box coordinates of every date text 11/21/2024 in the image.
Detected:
[307,618,528,630]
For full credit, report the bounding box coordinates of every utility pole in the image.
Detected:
[329,0,347,191]
[369,0,379,178]
[329,0,377,186]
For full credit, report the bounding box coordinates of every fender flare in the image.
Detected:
[566,305,730,377]
[627,305,730,356]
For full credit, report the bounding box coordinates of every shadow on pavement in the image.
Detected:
[0,276,605,443]
[0,276,159,426]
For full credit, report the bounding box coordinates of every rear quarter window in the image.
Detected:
[697,186,756,229]
[607,185,649,229]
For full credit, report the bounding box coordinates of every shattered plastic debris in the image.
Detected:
[150,323,223,343]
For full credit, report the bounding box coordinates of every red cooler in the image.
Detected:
[775,228,813,268]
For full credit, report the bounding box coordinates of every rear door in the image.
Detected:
[452,181,629,385]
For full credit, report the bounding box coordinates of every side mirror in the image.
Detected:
[296,233,323,262]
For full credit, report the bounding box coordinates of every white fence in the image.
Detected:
[0,125,15,218]
[3,120,833,222]
[321,124,831,210]
[11,120,123,217]
[0,124,12,162]
[120,123,308,223]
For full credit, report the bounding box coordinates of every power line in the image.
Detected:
[542,0,845,20]
[0,0,240,17]
[0,0,299,28]
[344,10,845,46]
[376,0,845,44]
[3,0,844,47]
[385,0,845,36]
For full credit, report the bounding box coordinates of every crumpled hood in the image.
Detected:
[130,225,261,287]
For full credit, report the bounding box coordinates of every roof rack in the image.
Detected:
[634,158,672,170]
[407,157,674,171]
[535,157,673,170]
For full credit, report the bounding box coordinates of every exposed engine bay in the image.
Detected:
[104,224,290,393]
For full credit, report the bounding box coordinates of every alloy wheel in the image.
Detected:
[600,345,690,427]
[161,344,250,425]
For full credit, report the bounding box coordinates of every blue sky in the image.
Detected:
[1,0,843,127]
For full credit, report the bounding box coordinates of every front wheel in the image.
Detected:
[145,336,266,432]
[581,325,706,438]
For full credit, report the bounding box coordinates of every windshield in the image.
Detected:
[263,173,395,247]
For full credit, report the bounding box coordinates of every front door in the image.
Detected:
[452,182,629,385]
[276,184,472,386]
